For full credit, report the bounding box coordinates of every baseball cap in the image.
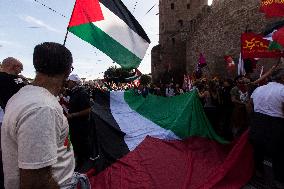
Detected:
[68,74,82,84]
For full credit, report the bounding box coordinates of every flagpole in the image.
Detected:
[63,30,69,46]
[63,0,77,46]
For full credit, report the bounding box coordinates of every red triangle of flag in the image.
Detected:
[68,0,104,28]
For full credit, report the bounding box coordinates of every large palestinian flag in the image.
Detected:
[68,0,150,69]
[86,90,254,188]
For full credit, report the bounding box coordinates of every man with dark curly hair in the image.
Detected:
[1,42,90,189]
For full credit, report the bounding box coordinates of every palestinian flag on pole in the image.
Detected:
[124,69,142,82]
[89,90,227,171]
[263,21,284,50]
[68,0,151,69]
[87,90,254,188]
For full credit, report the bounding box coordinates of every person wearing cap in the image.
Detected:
[66,74,91,172]
[1,42,90,189]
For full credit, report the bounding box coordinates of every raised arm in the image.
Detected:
[252,58,282,85]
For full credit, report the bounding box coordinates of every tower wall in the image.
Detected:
[152,0,207,84]
[186,0,280,78]
[151,0,279,83]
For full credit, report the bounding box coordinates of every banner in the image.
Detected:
[68,0,150,69]
[260,0,284,18]
[198,53,207,68]
[241,32,282,59]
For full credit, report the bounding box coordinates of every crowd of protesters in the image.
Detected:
[0,46,284,188]
[69,62,283,187]
[56,61,282,146]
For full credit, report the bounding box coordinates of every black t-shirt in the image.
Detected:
[68,86,91,127]
[0,72,26,109]
[221,86,233,108]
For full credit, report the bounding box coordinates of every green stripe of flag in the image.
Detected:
[124,90,227,143]
[268,41,283,50]
[68,23,142,68]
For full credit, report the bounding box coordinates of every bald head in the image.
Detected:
[1,57,23,75]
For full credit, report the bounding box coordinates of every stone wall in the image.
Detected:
[152,0,281,83]
[152,0,207,84]
[186,0,280,77]
[151,45,161,83]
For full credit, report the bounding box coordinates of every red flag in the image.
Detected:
[241,32,282,59]
[198,53,207,68]
[89,131,253,189]
[260,0,284,18]
[272,27,284,47]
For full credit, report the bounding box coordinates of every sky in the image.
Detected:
[0,0,159,80]
[0,0,212,80]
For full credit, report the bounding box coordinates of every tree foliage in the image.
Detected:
[104,66,133,82]
[140,74,152,86]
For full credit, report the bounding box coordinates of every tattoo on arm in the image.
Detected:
[20,167,59,189]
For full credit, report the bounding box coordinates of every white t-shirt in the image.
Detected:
[165,87,175,97]
[1,85,75,189]
[251,82,284,118]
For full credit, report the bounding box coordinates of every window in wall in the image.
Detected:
[178,20,183,27]
[171,3,174,10]
[187,3,190,9]
[172,38,175,45]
